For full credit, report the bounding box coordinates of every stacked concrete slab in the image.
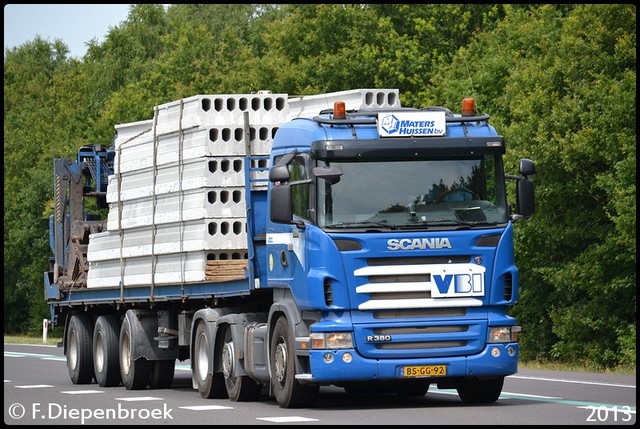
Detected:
[86,89,401,288]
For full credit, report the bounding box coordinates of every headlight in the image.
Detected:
[309,332,353,349]
[488,326,521,343]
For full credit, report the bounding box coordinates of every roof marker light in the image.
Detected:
[333,101,346,119]
[462,98,476,115]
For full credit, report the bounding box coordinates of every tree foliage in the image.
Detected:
[4,4,635,369]
[422,4,635,367]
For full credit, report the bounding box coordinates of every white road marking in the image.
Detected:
[115,396,164,401]
[15,384,54,388]
[510,375,636,389]
[180,405,234,410]
[256,416,319,422]
[5,351,56,358]
[577,405,636,415]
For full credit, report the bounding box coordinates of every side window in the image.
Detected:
[290,155,310,220]
[274,153,310,220]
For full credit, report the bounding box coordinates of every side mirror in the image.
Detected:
[312,166,343,184]
[516,178,535,218]
[269,149,298,183]
[507,158,536,220]
[270,184,293,224]
[519,158,535,177]
[269,164,290,183]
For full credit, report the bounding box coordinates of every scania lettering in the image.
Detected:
[45,89,535,408]
[387,237,453,250]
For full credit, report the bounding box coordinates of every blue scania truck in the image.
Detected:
[45,89,535,408]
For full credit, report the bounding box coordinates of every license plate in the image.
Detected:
[402,365,447,377]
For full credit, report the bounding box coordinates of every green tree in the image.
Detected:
[423,4,635,367]
[4,38,76,333]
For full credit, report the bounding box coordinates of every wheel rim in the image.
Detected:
[274,340,287,384]
[68,329,78,370]
[196,331,208,382]
[222,341,234,379]
[95,331,105,373]
[120,330,131,375]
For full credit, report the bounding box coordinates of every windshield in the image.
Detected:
[316,157,508,230]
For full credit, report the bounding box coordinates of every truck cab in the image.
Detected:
[266,99,535,403]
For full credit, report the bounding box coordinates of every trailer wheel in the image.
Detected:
[119,314,150,390]
[456,377,504,404]
[222,326,262,402]
[148,360,175,389]
[270,316,319,408]
[193,321,227,399]
[93,315,121,387]
[66,314,94,384]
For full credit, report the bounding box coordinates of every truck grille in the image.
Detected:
[354,320,486,358]
[372,326,467,350]
[352,256,486,358]
[355,256,481,310]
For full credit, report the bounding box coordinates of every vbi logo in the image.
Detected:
[431,265,485,297]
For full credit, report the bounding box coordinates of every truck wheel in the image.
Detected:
[93,315,121,387]
[148,360,175,389]
[193,321,227,399]
[222,326,262,402]
[456,377,504,404]
[270,316,319,408]
[119,314,150,390]
[66,314,94,384]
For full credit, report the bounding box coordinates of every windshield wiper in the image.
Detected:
[324,221,398,230]
[426,219,501,228]
[429,219,475,226]
[396,223,430,230]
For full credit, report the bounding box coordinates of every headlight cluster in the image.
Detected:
[309,332,353,349]
[488,325,521,343]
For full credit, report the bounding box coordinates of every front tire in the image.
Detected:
[66,314,94,384]
[456,377,504,404]
[93,315,121,387]
[270,316,318,408]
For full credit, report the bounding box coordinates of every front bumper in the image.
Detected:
[305,343,518,383]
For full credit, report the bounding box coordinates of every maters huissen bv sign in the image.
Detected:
[377,111,446,137]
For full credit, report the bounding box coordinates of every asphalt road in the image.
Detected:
[4,343,636,425]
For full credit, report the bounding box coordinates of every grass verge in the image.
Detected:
[520,359,635,376]
[4,335,62,346]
